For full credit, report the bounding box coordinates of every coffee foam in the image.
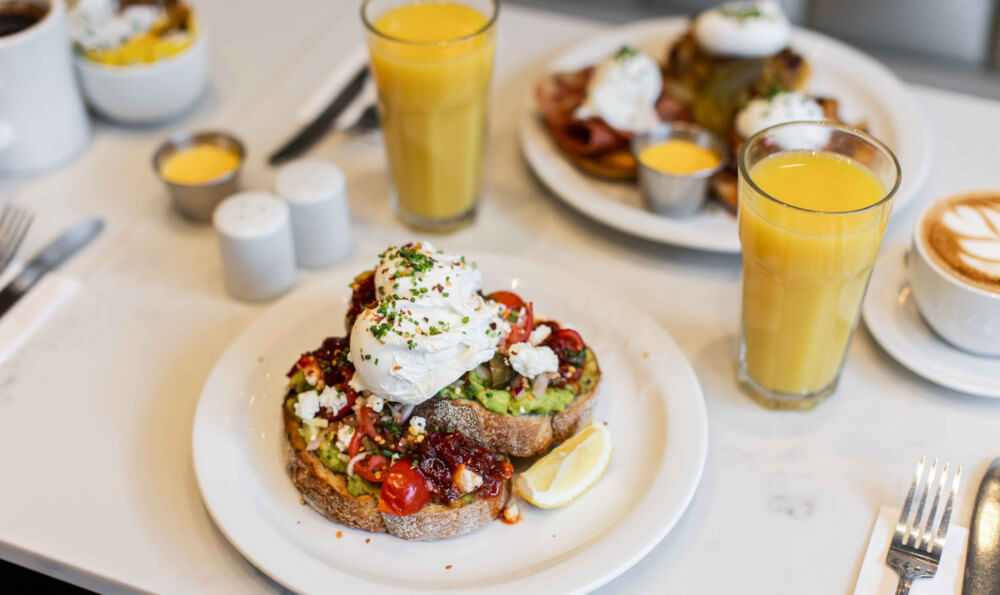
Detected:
[922,193,1000,295]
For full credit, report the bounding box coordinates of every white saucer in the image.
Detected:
[863,243,1000,398]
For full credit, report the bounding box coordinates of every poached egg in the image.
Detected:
[735,91,831,149]
[693,1,790,58]
[349,243,508,406]
[574,47,663,133]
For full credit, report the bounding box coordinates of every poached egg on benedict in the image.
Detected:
[693,1,790,58]
[349,243,508,406]
[574,46,663,134]
[735,91,831,149]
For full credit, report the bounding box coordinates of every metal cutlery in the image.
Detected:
[886,456,962,595]
[0,203,33,276]
[0,218,104,318]
[268,65,370,166]
[346,103,379,134]
[963,458,1000,595]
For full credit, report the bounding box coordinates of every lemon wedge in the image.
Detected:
[517,420,613,509]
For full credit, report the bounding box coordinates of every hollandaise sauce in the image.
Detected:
[639,139,720,175]
[160,144,241,185]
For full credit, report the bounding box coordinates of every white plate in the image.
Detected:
[192,254,709,594]
[519,18,931,253]
[863,243,1000,398]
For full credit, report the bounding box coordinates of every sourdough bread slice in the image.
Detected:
[284,408,510,541]
[413,382,600,458]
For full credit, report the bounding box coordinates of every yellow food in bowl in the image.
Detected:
[638,139,720,175]
[83,13,197,66]
[160,144,240,185]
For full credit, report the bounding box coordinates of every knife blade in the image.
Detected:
[268,65,370,166]
[963,458,1000,595]
[0,218,104,318]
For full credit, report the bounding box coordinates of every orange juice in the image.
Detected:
[739,151,891,402]
[365,1,495,227]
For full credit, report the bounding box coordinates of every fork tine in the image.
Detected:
[6,210,30,263]
[919,461,948,551]
[896,456,924,541]
[909,458,937,546]
[936,465,962,548]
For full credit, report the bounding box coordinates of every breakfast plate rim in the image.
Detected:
[192,252,710,593]
[518,16,931,253]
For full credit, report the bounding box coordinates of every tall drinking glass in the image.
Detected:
[361,0,497,231]
[737,122,901,410]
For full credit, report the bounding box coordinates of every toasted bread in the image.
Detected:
[413,382,600,458]
[284,408,510,541]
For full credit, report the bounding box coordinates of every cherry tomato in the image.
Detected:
[354,454,390,483]
[486,291,524,311]
[378,460,432,516]
[359,405,379,438]
[319,385,357,421]
[348,428,363,458]
[502,302,534,349]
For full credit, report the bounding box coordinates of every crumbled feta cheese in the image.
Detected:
[304,370,318,386]
[453,464,483,494]
[367,395,385,412]
[502,502,521,524]
[319,386,348,413]
[293,391,320,420]
[508,342,559,379]
[408,416,427,435]
[335,424,355,452]
[528,324,551,346]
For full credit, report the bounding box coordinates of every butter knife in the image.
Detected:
[268,65,369,166]
[0,218,104,318]
[963,458,1000,595]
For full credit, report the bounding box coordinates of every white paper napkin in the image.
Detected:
[0,263,80,366]
[854,506,968,594]
[295,45,371,127]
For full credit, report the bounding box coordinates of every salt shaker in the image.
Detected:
[213,191,297,301]
[274,159,352,269]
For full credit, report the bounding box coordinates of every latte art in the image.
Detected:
[923,193,1000,294]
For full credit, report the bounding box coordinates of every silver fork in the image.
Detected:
[886,457,962,595]
[0,203,32,276]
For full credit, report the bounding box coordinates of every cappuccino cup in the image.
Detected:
[0,0,90,174]
[909,192,1000,356]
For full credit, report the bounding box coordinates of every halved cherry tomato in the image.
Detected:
[547,327,586,365]
[319,385,357,421]
[348,428,363,458]
[486,290,524,311]
[378,460,431,516]
[358,405,379,438]
[502,302,534,349]
[354,454,390,483]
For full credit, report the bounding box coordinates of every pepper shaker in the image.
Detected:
[213,191,297,301]
[274,159,352,269]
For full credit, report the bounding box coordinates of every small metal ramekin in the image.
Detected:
[153,130,246,223]
[631,122,727,217]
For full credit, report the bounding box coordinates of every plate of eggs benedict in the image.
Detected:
[521,0,929,253]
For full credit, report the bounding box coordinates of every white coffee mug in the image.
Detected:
[909,199,1000,357]
[0,0,90,174]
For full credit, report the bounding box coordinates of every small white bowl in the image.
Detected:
[74,31,210,124]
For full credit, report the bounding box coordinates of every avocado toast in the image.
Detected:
[284,337,513,541]
[348,267,603,458]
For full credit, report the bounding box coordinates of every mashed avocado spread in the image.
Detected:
[436,348,599,416]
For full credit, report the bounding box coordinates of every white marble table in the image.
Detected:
[2,2,1000,593]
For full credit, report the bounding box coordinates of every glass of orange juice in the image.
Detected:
[362,0,497,231]
[737,122,901,410]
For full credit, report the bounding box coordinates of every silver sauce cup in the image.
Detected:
[631,123,727,217]
[153,130,246,223]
